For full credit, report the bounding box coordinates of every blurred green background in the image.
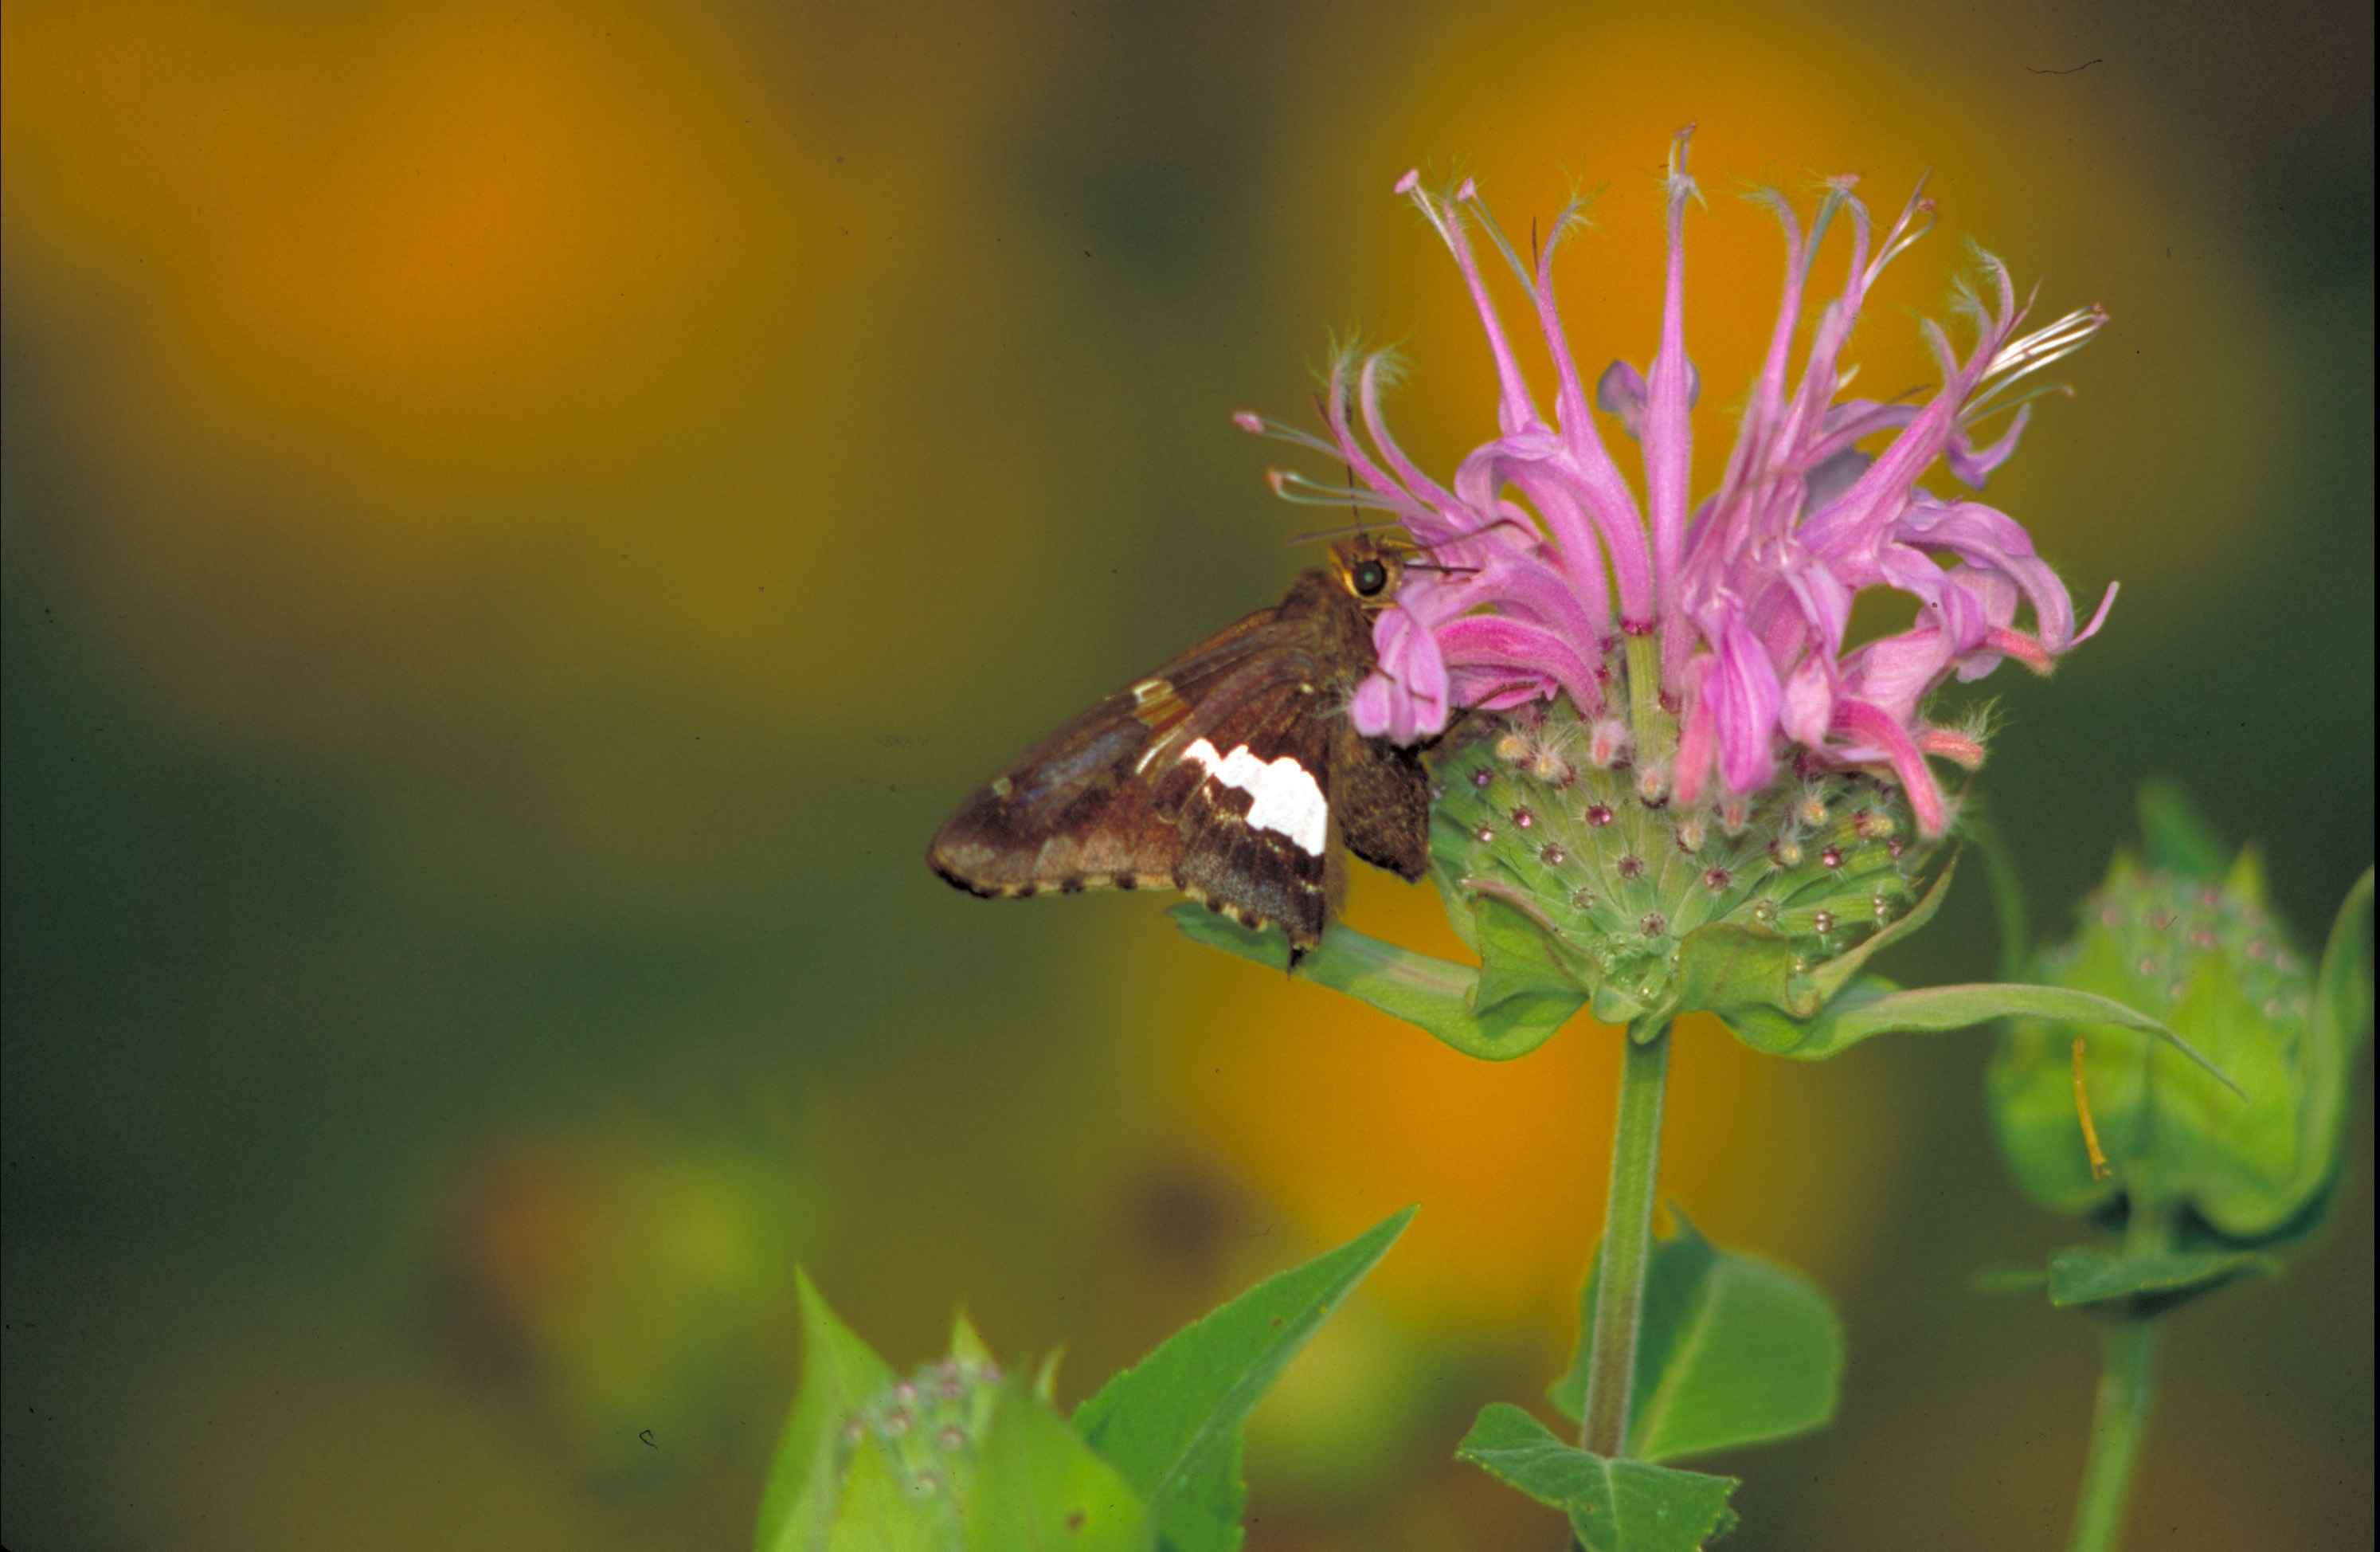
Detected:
[3,1,2370,1548]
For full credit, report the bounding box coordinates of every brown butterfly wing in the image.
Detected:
[1329,722,1432,882]
[928,565,1431,956]
[1156,674,1339,948]
[926,600,1310,901]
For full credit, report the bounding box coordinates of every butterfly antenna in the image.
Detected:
[1286,518,1393,547]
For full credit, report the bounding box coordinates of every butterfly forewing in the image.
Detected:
[928,603,1307,900]
[927,551,1435,956]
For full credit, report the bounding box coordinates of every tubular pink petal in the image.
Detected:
[1861,175,1936,296]
[1533,206,1607,437]
[1403,176,1542,436]
[1713,189,1807,511]
[1438,615,1606,717]
[1450,666,1559,711]
[1893,499,2077,649]
[2074,581,2120,645]
[1780,653,1836,747]
[1647,130,1699,686]
[1349,673,1411,741]
[1486,482,1614,642]
[1711,617,1783,793]
[1530,236,1658,622]
[1672,657,1719,808]
[1313,355,1450,537]
[1833,698,1949,836]
[1919,727,1988,769]
[1838,627,1959,727]
[1356,354,1466,523]
[1944,403,2033,486]
[1981,627,2056,675]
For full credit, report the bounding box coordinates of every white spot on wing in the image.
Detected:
[1179,737,1327,856]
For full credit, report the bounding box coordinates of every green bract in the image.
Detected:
[1177,705,2223,1076]
[1985,782,2373,1303]
[1423,711,1941,1043]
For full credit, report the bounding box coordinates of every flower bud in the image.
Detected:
[833,1354,1004,1504]
[1987,799,2373,1254]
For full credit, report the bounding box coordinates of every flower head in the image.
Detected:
[1239,131,2112,837]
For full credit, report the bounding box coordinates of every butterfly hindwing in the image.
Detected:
[1330,722,1432,883]
[1164,674,1340,948]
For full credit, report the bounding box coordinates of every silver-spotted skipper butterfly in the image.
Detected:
[927,535,1434,963]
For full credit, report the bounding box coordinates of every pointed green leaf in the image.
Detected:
[1548,1213,1842,1462]
[825,1434,960,1552]
[1669,924,1810,1051]
[1166,907,1576,1061]
[1803,852,1958,1005]
[1461,882,1597,1033]
[1032,1346,1067,1406]
[949,1311,994,1370]
[1072,1206,1415,1552]
[1760,976,2241,1095]
[1673,862,1956,1054]
[757,1272,902,1552]
[1456,1403,1740,1551]
[970,1382,1151,1552]
[2136,780,2230,882]
[2045,1245,2279,1307]
[2301,868,2375,1200]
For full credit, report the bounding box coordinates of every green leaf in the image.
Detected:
[1456,1404,1740,1551]
[1032,1346,1066,1406]
[970,1382,1152,1552]
[825,1434,960,1552]
[949,1310,994,1370]
[2301,868,2376,1205]
[1676,862,1959,1056]
[1072,1205,1415,1552]
[1548,1213,1842,1462]
[757,1272,901,1552]
[1166,908,1576,1062]
[1458,880,1598,1034]
[1760,976,2241,1095]
[1801,852,1957,1006]
[2136,780,2231,882]
[2045,1245,2278,1307]
[1668,924,1810,1050]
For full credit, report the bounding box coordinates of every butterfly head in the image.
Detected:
[1327,534,1407,611]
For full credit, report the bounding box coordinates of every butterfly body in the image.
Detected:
[928,542,1433,959]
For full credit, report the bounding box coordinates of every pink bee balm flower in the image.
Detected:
[1237,131,2113,837]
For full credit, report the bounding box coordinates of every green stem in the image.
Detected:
[2066,1317,2158,1552]
[1580,1024,1672,1456]
[2067,1201,2171,1552]
[1961,801,2032,984]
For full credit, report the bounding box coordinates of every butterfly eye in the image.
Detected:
[1351,558,1389,598]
